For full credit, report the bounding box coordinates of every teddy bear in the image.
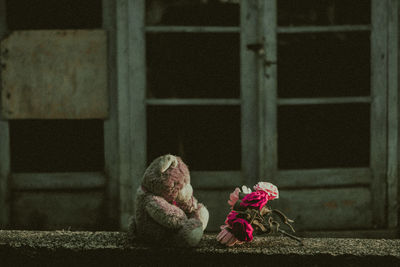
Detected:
[130,154,209,247]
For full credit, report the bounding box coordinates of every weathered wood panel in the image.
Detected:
[1,30,108,119]
[198,187,372,232]
[0,122,9,227]
[370,0,389,228]
[259,0,278,183]
[278,96,371,106]
[116,0,131,230]
[116,0,146,230]
[127,0,146,229]
[277,25,370,33]
[0,0,10,228]
[195,189,233,231]
[274,187,372,230]
[12,172,106,190]
[387,0,399,228]
[11,191,105,230]
[191,171,242,189]
[103,0,120,229]
[145,26,240,33]
[241,0,259,185]
[277,168,371,188]
[146,98,241,106]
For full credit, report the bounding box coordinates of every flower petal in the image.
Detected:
[221,230,234,244]
[227,187,240,207]
[241,185,252,194]
[240,190,269,210]
[216,229,227,241]
[226,235,239,246]
[254,182,279,199]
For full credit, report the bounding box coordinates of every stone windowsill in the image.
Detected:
[0,231,399,266]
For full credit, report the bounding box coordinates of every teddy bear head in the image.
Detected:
[141,154,192,203]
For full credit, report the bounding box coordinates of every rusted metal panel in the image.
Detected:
[1,30,108,119]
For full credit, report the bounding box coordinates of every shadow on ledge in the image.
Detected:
[0,231,399,266]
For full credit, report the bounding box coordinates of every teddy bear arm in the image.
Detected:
[145,195,188,229]
[190,201,209,230]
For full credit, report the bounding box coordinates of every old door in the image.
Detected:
[259,0,388,231]
[142,0,257,231]
[124,0,395,233]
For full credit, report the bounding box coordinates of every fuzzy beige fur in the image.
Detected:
[130,154,209,247]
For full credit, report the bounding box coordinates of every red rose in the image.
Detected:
[226,211,254,242]
[240,190,269,210]
[225,210,239,224]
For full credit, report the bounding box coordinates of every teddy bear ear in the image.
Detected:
[160,154,179,173]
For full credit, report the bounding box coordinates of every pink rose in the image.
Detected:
[240,190,269,210]
[227,186,252,208]
[226,211,254,242]
[227,188,240,208]
[253,182,279,200]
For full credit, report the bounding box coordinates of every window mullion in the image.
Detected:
[0,0,10,228]
[240,0,260,185]
[370,0,389,228]
[259,0,278,182]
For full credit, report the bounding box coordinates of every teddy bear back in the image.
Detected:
[141,154,191,203]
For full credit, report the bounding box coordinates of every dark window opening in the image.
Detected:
[6,0,102,30]
[278,32,370,98]
[146,33,240,99]
[278,0,370,26]
[278,104,370,169]
[147,106,241,171]
[146,0,239,26]
[10,120,104,172]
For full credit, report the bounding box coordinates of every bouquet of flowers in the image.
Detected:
[216,182,301,246]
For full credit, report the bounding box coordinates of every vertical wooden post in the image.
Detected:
[371,0,389,228]
[103,0,119,229]
[116,0,146,230]
[387,0,399,229]
[0,0,10,228]
[115,0,130,230]
[241,0,260,185]
[259,0,278,183]
[127,0,146,230]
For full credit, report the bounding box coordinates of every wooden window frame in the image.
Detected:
[112,0,260,229]
[258,0,399,229]
[0,0,111,229]
[0,0,398,232]
[0,0,10,228]
[387,0,399,229]
[111,0,399,230]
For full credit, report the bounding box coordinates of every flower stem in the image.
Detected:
[278,229,304,245]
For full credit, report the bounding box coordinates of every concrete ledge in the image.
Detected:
[0,231,399,266]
